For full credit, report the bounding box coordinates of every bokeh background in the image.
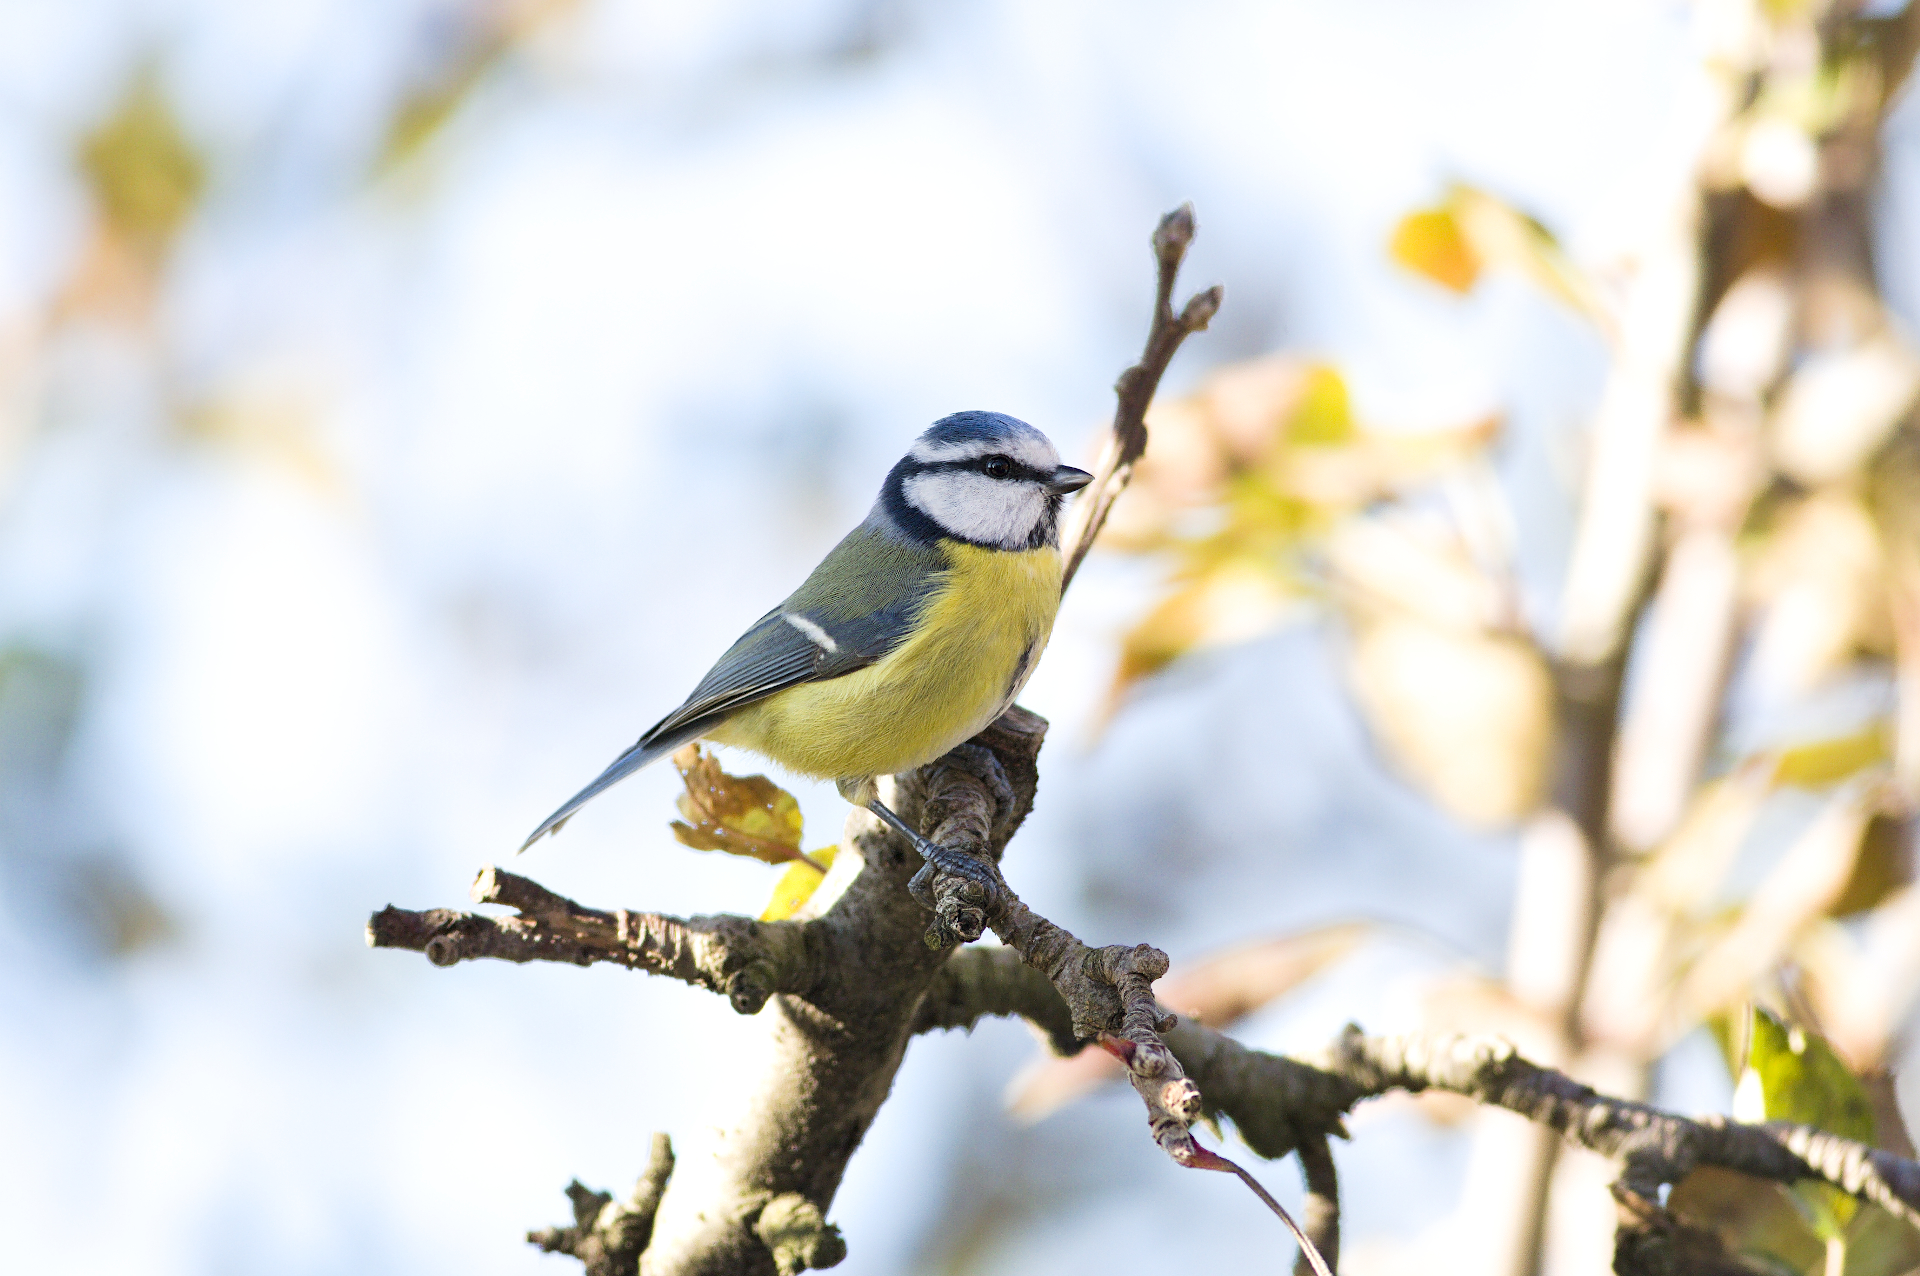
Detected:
[5,1,1920,1273]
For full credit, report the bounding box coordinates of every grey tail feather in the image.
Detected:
[518,718,715,852]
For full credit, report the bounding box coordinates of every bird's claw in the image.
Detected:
[909,846,1001,945]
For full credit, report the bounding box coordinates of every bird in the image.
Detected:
[520,410,1094,868]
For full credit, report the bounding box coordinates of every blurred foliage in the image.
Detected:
[0,646,175,960]
[1089,8,1920,1265]
[1389,184,1601,323]
[0,645,83,787]
[1674,1009,1920,1273]
[78,62,204,263]
[377,0,579,173]
[176,383,343,491]
[1100,352,1539,823]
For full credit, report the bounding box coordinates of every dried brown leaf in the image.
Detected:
[669,745,807,865]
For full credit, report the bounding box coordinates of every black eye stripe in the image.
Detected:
[915,455,1047,482]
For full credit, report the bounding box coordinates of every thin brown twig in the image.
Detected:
[1203,1147,1335,1276]
[1058,202,1224,593]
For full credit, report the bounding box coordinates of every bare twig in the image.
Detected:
[366,865,819,1015]
[1059,203,1224,592]
[1186,1140,1334,1276]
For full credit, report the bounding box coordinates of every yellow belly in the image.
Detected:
[708,542,1061,780]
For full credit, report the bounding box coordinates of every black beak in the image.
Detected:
[1046,465,1094,495]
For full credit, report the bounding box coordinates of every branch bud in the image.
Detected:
[1153,203,1197,262]
[1180,285,1224,332]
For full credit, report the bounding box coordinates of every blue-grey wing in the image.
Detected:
[519,521,945,849]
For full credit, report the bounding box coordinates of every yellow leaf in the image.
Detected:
[1392,187,1601,322]
[668,745,806,864]
[1110,560,1292,699]
[1773,721,1891,788]
[761,846,837,921]
[1390,208,1482,293]
[1284,365,1354,447]
[79,63,205,261]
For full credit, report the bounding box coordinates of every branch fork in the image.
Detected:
[367,207,1229,1276]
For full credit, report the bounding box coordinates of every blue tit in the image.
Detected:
[521,410,1093,863]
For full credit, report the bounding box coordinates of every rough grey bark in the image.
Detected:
[375,710,1048,1276]
[918,947,1920,1267]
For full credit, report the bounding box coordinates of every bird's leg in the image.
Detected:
[860,796,1001,914]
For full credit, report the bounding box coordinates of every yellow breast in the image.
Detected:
[709,542,1062,781]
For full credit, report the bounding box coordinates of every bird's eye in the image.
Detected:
[984,456,1012,479]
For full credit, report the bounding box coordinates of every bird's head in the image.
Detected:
[879,411,1093,550]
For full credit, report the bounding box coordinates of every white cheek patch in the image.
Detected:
[903,471,1047,547]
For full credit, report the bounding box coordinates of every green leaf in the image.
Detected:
[1838,1200,1920,1276]
[1745,1007,1876,1237]
[1668,1166,1824,1273]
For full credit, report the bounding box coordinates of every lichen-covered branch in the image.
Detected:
[366,864,820,1014]
[1324,1029,1920,1225]
[917,945,1920,1231]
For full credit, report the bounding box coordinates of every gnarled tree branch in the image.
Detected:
[366,209,1237,1275]
[529,1133,677,1276]
[916,943,1920,1236]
